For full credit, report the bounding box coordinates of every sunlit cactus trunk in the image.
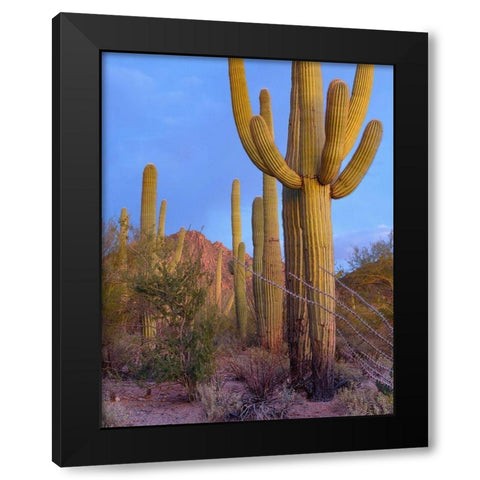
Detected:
[236,242,248,340]
[251,196,266,345]
[140,164,157,245]
[228,59,382,400]
[231,179,247,340]
[156,199,167,250]
[259,91,284,352]
[140,163,158,342]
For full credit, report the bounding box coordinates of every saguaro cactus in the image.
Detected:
[236,242,248,340]
[118,207,129,269]
[229,59,382,400]
[258,90,284,352]
[157,199,167,249]
[231,179,247,340]
[170,227,186,271]
[140,164,158,342]
[216,249,223,311]
[251,196,266,345]
[140,163,157,246]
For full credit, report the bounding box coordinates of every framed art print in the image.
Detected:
[53,13,428,467]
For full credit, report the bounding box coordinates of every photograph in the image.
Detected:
[101,52,394,428]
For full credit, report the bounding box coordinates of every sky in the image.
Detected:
[102,53,393,270]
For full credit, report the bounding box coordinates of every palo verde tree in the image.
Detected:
[229,59,382,400]
[133,251,215,401]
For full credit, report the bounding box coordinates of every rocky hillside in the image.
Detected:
[168,229,253,308]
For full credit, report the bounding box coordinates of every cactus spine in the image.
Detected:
[251,196,266,345]
[216,249,223,311]
[231,179,247,340]
[228,59,382,400]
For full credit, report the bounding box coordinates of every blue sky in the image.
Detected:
[102,53,393,270]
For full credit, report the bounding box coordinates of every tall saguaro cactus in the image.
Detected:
[251,196,266,344]
[231,179,247,340]
[140,163,157,341]
[140,163,158,246]
[228,59,382,400]
[258,90,284,352]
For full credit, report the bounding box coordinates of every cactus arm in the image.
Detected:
[259,89,274,137]
[297,62,325,177]
[285,61,301,170]
[250,116,302,189]
[228,58,274,176]
[343,64,375,157]
[318,80,349,184]
[331,120,383,199]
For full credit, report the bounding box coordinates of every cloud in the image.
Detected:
[109,66,155,89]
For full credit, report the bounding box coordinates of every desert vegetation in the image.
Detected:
[101,58,393,427]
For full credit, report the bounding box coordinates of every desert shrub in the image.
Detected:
[101,393,132,428]
[227,348,295,421]
[197,375,242,422]
[131,314,216,401]
[337,384,393,416]
[228,348,289,401]
[103,332,143,376]
[334,360,364,390]
[238,384,296,421]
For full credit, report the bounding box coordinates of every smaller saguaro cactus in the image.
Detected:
[216,249,223,311]
[236,241,248,340]
[251,196,266,345]
[231,179,247,340]
[118,207,129,269]
[169,227,186,271]
[157,199,167,249]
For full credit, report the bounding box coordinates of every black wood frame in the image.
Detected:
[53,12,428,467]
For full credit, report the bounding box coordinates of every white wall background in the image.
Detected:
[1,0,477,477]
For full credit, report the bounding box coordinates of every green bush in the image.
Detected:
[131,253,216,400]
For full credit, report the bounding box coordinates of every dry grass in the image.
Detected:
[337,384,393,416]
[197,375,242,422]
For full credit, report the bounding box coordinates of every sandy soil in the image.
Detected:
[102,376,350,427]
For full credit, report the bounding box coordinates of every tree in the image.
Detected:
[132,252,216,400]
